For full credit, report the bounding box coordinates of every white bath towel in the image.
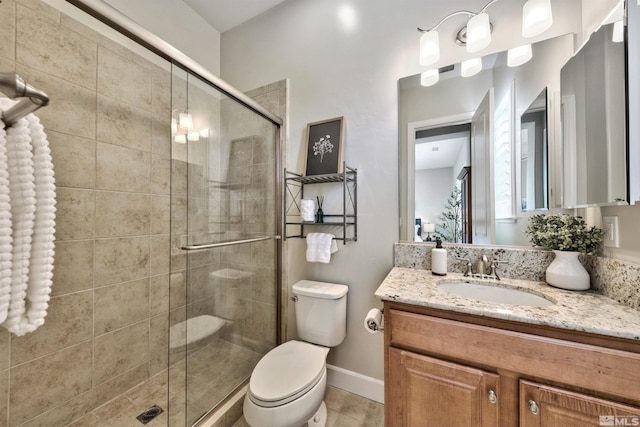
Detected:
[0,116,11,324]
[0,98,56,336]
[24,112,55,330]
[306,233,338,263]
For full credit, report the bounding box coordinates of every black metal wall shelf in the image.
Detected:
[284,163,357,243]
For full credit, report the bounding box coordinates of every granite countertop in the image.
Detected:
[375,267,640,341]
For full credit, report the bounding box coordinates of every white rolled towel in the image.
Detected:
[0,118,10,324]
[0,101,56,336]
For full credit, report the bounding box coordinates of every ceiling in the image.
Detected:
[182,0,289,33]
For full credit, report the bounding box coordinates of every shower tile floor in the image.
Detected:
[66,339,383,427]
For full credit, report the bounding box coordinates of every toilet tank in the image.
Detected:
[293,280,348,347]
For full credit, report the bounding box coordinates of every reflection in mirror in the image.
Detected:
[399,34,574,245]
[520,88,548,211]
[561,19,628,207]
[414,124,471,243]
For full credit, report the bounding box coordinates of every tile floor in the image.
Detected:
[66,336,383,427]
[232,386,384,427]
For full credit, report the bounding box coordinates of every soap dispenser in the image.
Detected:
[431,237,447,276]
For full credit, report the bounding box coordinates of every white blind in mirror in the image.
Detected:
[494,86,515,220]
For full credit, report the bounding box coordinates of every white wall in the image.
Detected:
[415,167,456,235]
[102,0,221,75]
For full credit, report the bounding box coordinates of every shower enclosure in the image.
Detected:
[169,65,280,426]
[168,66,282,425]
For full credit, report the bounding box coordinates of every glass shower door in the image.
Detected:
[169,65,280,426]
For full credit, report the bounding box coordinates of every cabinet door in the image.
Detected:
[520,380,640,427]
[388,348,499,426]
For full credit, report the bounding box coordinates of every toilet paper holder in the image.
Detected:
[364,308,384,333]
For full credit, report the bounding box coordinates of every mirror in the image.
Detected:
[560,20,628,207]
[399,0,630,245]
[520,88,548,211]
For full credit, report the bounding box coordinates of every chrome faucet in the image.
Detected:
[474,255,489,276]
[455,256,472,276]
[456,255,508,280]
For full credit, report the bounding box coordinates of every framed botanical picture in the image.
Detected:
[304,116,344,176]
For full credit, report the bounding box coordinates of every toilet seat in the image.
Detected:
[249,340,329,408]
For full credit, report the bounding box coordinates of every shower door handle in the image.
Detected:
[181,235,273,251]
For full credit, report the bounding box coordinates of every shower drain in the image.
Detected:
[136,405,164,425]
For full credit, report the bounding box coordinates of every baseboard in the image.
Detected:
[326,364,384,404]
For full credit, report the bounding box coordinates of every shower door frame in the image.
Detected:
[64,0,284,424]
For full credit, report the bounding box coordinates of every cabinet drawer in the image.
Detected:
[388,309,640,403]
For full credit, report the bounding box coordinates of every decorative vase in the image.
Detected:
[545,250,590,290]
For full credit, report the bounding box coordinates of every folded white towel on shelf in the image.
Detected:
[306,232,338,263]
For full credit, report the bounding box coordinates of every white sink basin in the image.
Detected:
[438,280,555,307]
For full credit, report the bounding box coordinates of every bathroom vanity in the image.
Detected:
[376,267,640,426]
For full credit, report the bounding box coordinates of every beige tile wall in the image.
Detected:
[0,1,172,426]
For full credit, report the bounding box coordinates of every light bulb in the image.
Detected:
[466,13,491,53]
[420,69,439,87]
[419,30,440,66]
[461,58,483,77]
[508,44,533,67]
[612,20,624,43]
[522,0,553,38]
[178,112,193,130]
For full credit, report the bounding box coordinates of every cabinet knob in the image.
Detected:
[488,390,497,404]
[528,400,540,415]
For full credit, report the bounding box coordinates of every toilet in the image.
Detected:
[243,280,348,427]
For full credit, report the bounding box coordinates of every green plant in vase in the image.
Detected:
[524,214,604,290]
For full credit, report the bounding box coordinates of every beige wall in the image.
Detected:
[0,1,172,425]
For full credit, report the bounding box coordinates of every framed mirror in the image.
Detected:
[399,0,630,246]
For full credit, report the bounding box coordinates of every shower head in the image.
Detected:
[0,72,50,126]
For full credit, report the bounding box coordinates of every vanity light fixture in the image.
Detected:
[171,110,210,144]
[417,0,553,72]
[419,30,440,66]
[466,12,492,53]
[522,0,553,38]
[420,69,439,87]
[461,57,483,77]
[612,20,624,43]
[507,44,533,67]
[178,112,193,131]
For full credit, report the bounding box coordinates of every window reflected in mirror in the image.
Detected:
[520,88,548,211]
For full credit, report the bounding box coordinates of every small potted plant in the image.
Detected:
[524,214,604,290]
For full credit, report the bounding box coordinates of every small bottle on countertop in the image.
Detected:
[431,237,447,276]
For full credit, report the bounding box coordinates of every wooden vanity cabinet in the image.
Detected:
[520,380,640,427]
[389,347,499,426]
[384,301,640,426]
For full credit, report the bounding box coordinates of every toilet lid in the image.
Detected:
[249,340,328,405]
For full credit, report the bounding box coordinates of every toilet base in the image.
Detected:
[306,401,327,427]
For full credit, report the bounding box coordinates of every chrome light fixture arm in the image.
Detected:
[417,0,501,33]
